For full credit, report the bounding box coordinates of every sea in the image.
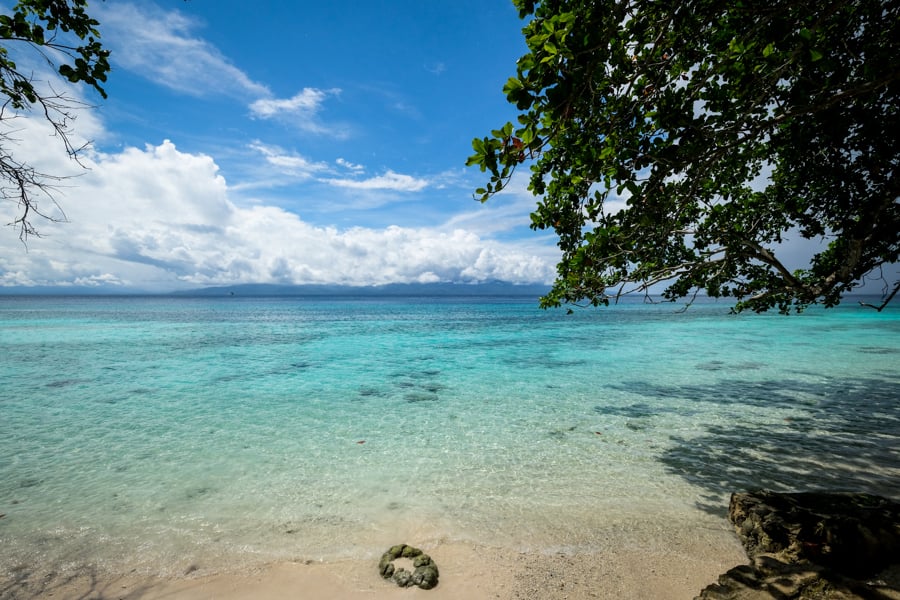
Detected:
[1,293,898,578]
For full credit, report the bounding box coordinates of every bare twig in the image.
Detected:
[859,280,900,312]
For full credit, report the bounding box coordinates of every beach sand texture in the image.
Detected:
[1,539,747,599]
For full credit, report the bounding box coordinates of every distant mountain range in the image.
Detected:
[172,282,552,297]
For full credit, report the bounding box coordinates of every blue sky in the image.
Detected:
[4,1,892,297]
[1,0,560,290]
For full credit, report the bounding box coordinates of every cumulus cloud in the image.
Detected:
[0,121,556,290]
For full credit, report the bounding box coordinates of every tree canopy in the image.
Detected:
[468,0,899,313]
[1,0,109,240]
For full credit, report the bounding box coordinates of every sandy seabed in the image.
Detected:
[1,533,747,600]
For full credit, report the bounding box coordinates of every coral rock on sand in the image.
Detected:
[378,544,439,590]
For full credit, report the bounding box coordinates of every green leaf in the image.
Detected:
[503,77,524,94]
[519,127,535,145]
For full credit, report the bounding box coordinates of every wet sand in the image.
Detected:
[1,536,747,600]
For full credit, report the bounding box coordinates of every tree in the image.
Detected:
[468,0,899,313]
[1,0,109,240]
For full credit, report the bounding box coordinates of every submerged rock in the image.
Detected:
[697,491,900,599]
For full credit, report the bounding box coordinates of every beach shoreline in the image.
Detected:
[5,298,898,599]
[1,535,748,600]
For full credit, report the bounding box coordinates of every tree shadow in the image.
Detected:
[0,561,159,600]
[642,374,900,514]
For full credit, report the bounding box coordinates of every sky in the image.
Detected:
[1,0,560,291]
[2,2,894,297]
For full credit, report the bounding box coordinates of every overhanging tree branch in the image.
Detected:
[470,0,899,314]
[1,0,109,241]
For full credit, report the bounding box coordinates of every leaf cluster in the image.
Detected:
[469,0,900,313]
[1,0,109,106]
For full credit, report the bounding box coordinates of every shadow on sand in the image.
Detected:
[0,561,161,600]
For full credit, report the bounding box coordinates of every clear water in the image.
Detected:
[1,295,898,577]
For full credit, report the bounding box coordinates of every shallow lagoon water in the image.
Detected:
[1,294,898,577]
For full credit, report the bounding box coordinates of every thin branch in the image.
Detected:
[1,75,89,239]
[859,280,900,312]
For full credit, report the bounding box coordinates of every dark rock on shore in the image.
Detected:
[378,544,439,590]
[697,491,900,599]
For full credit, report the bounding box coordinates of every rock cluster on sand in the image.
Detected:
[378,544,439,590]
[697,490,900,599]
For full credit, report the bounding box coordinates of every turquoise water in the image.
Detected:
[1,295,898,577]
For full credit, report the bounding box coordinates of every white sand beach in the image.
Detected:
[2,536,747,600]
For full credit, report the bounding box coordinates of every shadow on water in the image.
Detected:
[645,375,900,514]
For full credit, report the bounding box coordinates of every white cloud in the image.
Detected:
[444,196,537,236]
[321,170,429,192]
[249,88,338,118]
[249,88,345,136]
[96,3,269,98]
[248,141,329,179]
[0,121,556,290]
[73,273,127,287]
[336,158,365,171]
[98,3,346,137]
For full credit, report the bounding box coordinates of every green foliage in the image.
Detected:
[470,0,899,313]
[1,0,110,240]
[1,0,109,107]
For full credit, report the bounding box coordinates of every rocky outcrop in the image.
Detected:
[697,491,900,599]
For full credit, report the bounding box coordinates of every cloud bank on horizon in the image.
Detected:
[0,1,559,291]
[0,123,557,290]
